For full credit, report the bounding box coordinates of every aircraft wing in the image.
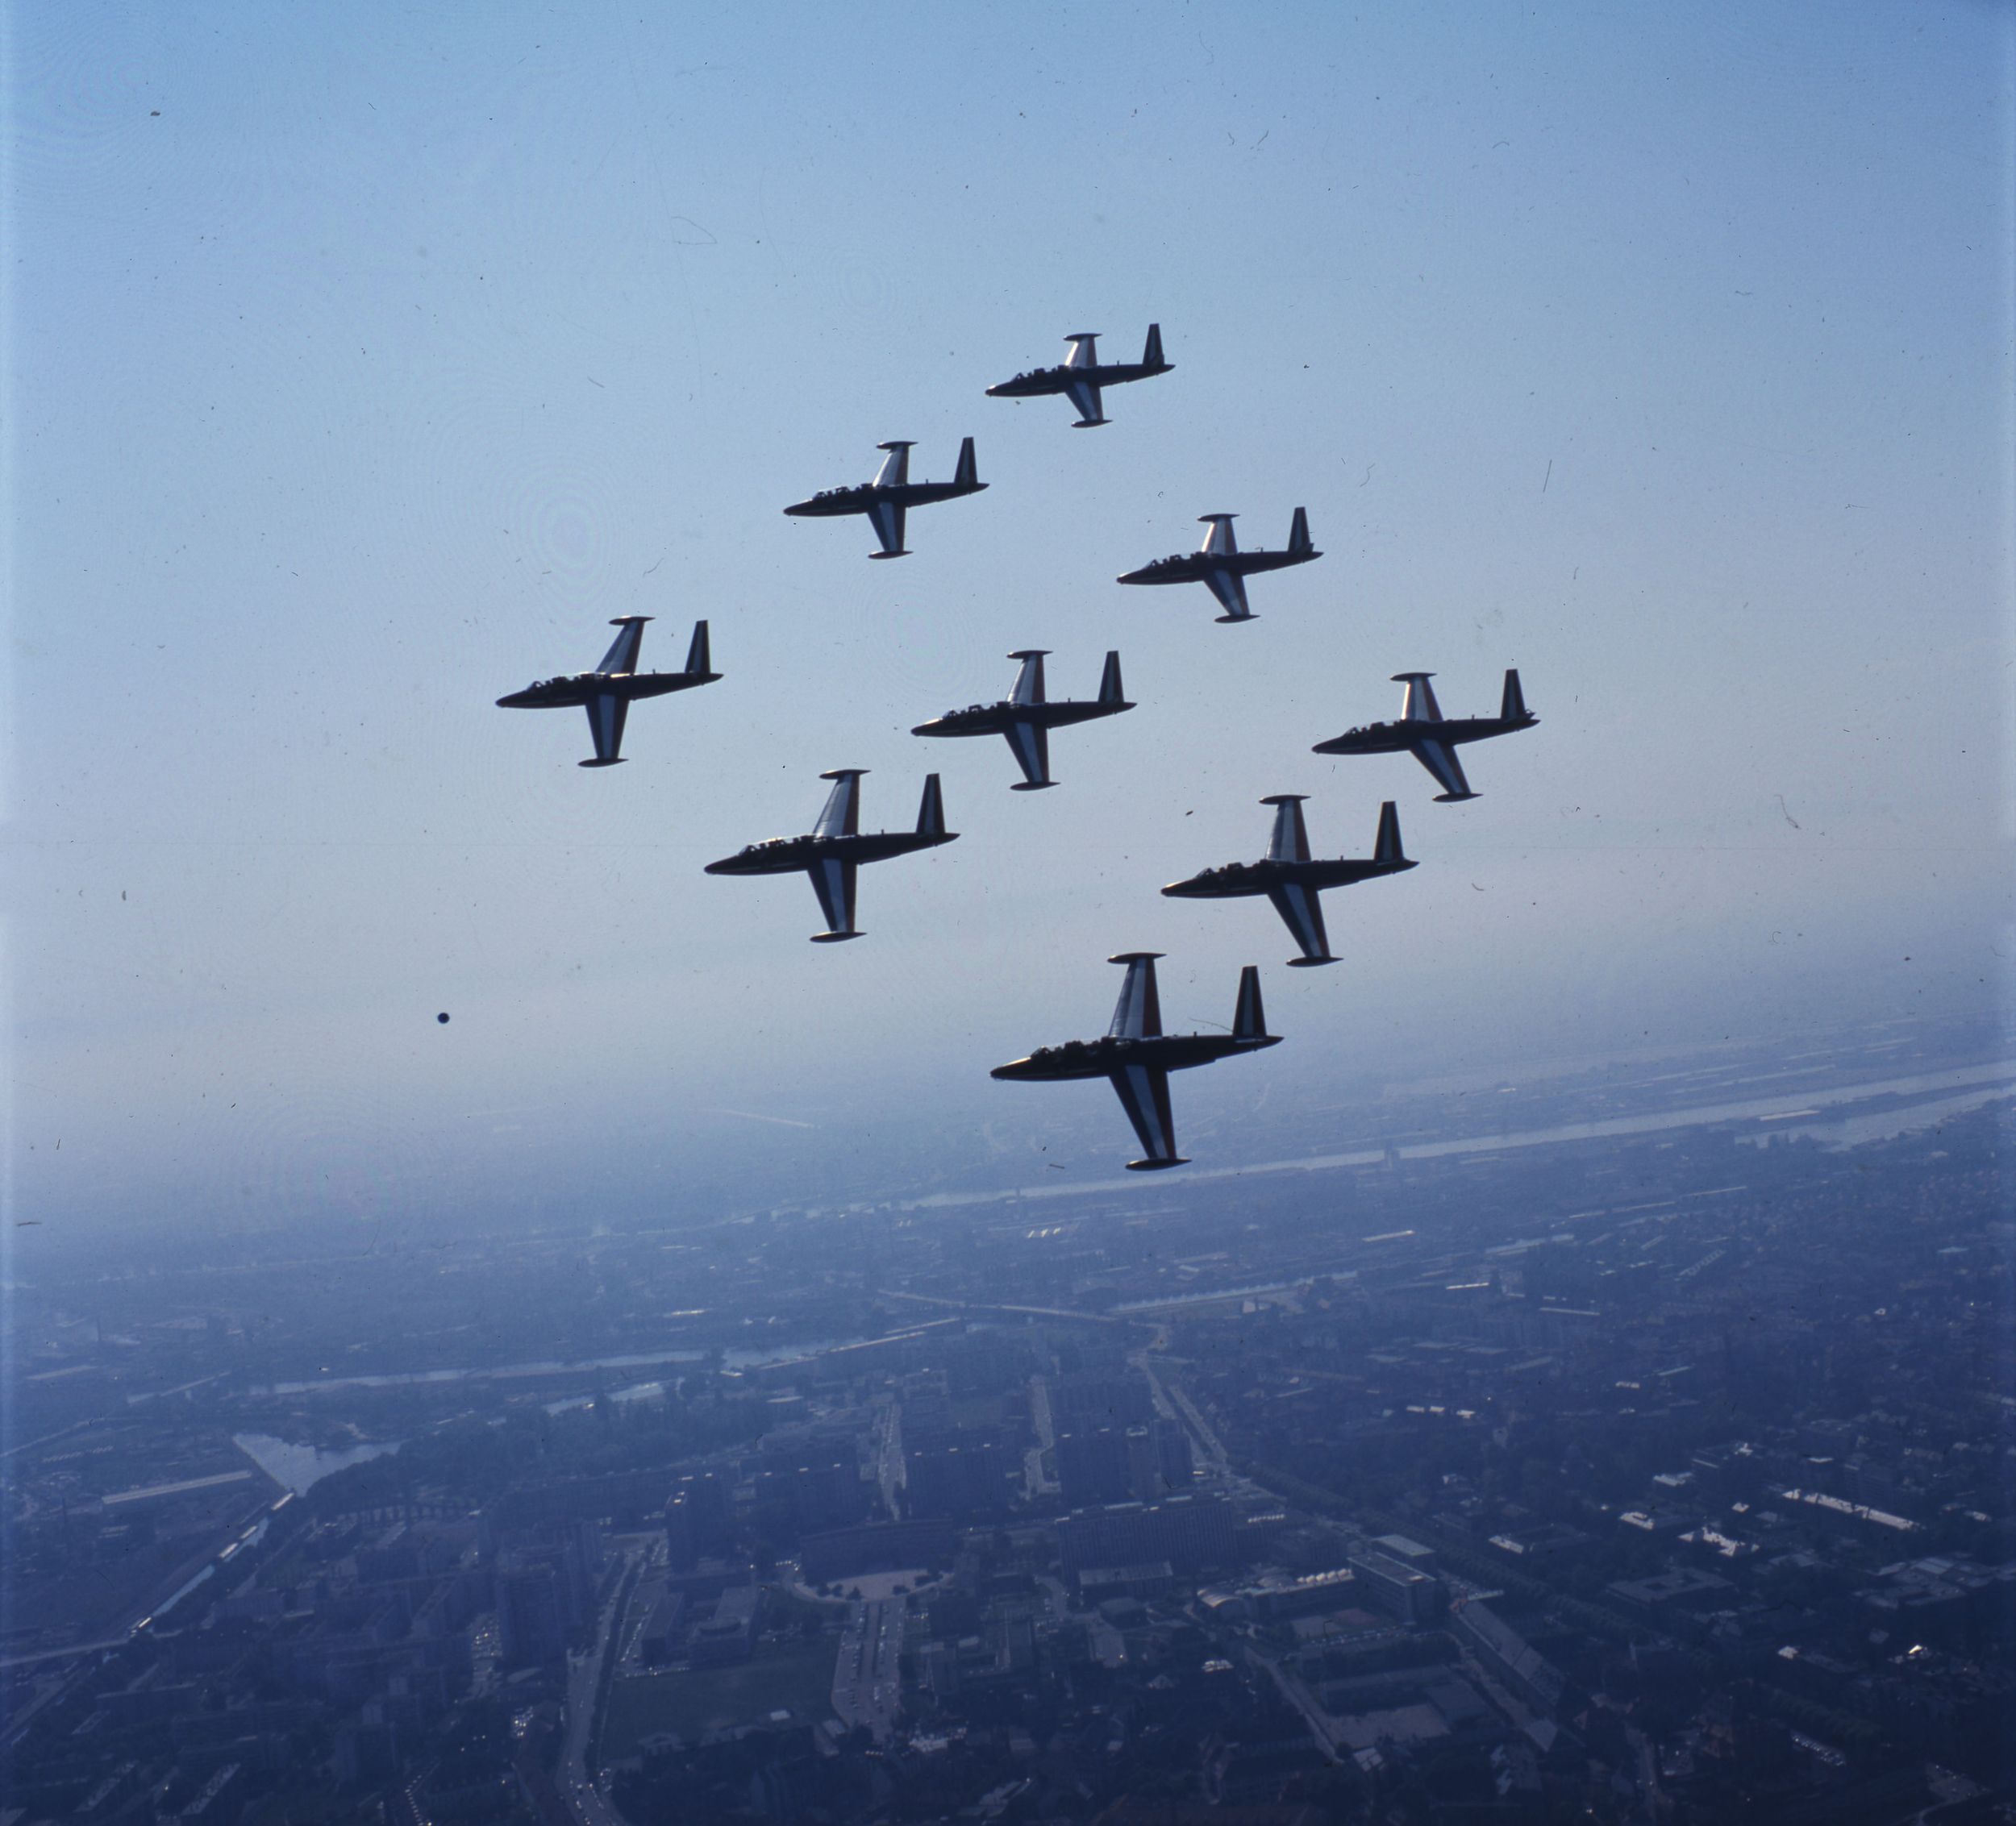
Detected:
[595,617,649,676]
[1202,568,1253,621]
[1064,376,1105,426]
[1110,1062,1185,1169]
[1106,952,1164,1039]
[1008,651,1047,707]
[866,499,907,557]
[814,771,863,838]
[1266,883,1334,965]
[582,692,631,766]
[1410,738,1475,801]
[808,856,859,939]
[1002,718,1051,789]
[1264,796,1312,863]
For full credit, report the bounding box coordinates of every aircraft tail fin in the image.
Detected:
[1142,322,1165,368]
[915,772,948,839]
[1098,650,1126,708]
[1288,505,1313,556]
[1260,794,1312,863]
[1007,650,1048,707]
[1501,668,1529,721]
[1232,965,1270,1042]
[684,619,712,676]
[596,616,652,676]
[814,768,864,838]
[952,435,979,490]
[1373,800,1406,865]
[1393,672,1444,722]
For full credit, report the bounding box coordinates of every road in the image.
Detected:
[1136,1354,1235,1483]
[873,1398,905,1517]
[558,1547,640,1826]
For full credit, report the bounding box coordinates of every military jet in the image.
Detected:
[781,438,986,559]
[1163,798,1414,968]
[1313,670,1537,801]
[985,325,1173,427]
[992,954,1280,1171]
[703,769,957,942]
[1116,509,1319,622]
[911,650,1133,791]
[496,618,719,767]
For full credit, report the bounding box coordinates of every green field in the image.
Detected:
[602,1640,839,1757]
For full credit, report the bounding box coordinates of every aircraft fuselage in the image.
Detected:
[985,358,1171,400]
[991,1032,1277,1084]
[496,670,719,710]
[1313,713,1535,755]
[1118,547,1317,586]
[1162,855,1417,900]
[703,830,956,877]
[782,478,984,518]
[911,697,1129,738]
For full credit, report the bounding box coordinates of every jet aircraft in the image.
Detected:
[1116,509,1319,622]
[495,618,719,767]
[985,325,1173,427]
[1312,670,1537,801]
[703,770,957,942]
[781,438,986,559]
[910,650,1133,791]
[1162,798,1415,967]
[992,954,1279,1171]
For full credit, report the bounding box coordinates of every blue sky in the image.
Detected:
[6,1,2011,1233]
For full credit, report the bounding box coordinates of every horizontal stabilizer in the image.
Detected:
[1501,668,1529,721]
[1098,650,1126,708]
[685,619,712,676]
[1142,322,1164,368]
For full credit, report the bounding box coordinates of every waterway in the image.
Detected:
[256,1335,867,1399]
[910,1059,2015,1209]
[233,1432,402,1494]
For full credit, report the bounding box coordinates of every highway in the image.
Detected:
[559,1548,640,1826]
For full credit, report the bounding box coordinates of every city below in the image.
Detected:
[3,1012,2010,1824]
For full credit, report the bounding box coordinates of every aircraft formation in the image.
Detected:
[496,325,1539,1171]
